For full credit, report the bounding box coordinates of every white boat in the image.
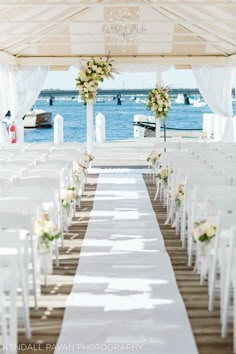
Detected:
[175,94,184,104]
[193,100,207,108]
[23,109,53,128]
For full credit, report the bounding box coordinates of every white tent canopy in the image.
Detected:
[0,0,236,144]
[0,0,236,68]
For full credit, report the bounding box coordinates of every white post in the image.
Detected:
[86,101,93,153]
[15,118,24,143]
[155,119,161,139]
[156,70,162,140]
[95,113,106,143]
[54,114,64,144]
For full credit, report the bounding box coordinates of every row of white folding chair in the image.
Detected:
[8,183,62,255]
[219,226,236,348]
[0,259,17,353]
[0,230,31,340]
[154,152,198,202]
[207,207,236,312]
[181,173,229,239]
[0,199,42,310]
[38,159,73,185]
[178,173,227,246]
[187,185,236,267]
[197,195,236,284]
[0,174,64,271]
[164,163,209,221]
[205,212,236,346]
[164,157,214,216]
[14,175,63,234]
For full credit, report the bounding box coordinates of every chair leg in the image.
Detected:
[208,253,218,311]
[233,285,236,353]
[19,257,31,339]
[154,183,159,201]
[9,271,17,352]
[31,235,39,310]
[221,236,234,337]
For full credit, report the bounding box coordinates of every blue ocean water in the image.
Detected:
[24,99,235,143]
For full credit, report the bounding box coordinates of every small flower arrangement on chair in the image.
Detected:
[147,150,161,166]
[156,167,169,187]
[83,151,95,167]
[173,184,184,209]
[61,186,80,216]
[192,220,216,244]
[34,213,61,252]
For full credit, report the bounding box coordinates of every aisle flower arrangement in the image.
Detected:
[83,151,94,165]
[73,163,85,183]
[146,85,171,119]
[76,56,114,103]
[156,167,169,186]
[147,150,161,165]
[61,186,80,214]
[192,220,216,244]
[173,184,184,208]
[34,213,61,252]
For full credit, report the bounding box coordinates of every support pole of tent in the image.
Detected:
[86,101,93,153]
[155,70,162,140]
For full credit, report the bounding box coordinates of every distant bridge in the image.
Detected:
[39,88,208,99]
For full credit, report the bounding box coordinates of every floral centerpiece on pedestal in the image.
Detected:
[147,150,161,166]
[76,56,114,103]
[146,85,171,142]
[34,213,61,252]
[146,85,171,119]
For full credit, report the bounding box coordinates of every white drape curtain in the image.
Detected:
[192,65,235,142]
[0,60,13,143]
[12,65,49,142]
[0,59,48,143]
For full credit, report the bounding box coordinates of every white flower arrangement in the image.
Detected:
[83,151,95,164]
[192,220,216,243]
[61,186,80,214]
[147,150,161,166]
[73,163,85,183]
[34,213,61,251]
[76,56,114,103]
[156,167,169,186]
[146,85,171,119]
[173,184,184,208]
[79,163,88,173]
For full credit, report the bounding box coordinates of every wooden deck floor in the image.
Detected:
[144,175,233,354]
[18,173,233,354]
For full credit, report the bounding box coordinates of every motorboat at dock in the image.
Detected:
[23,109,53,128]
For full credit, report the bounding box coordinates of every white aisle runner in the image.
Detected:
[55,171,198,354]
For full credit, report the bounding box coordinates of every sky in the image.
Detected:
[43,66,197,90]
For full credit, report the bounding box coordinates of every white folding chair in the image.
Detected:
[208,211,236,313]
[0,230,31,339]
[0,198,42,310]
[8,185,61,266]
[187,185,236,266]
[0,262,17,354]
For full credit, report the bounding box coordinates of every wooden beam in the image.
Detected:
[0,50,17,65]
[0,1,235,6]
[17,55,231,66]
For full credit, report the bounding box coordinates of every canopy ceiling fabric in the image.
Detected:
[0,0,236,67]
